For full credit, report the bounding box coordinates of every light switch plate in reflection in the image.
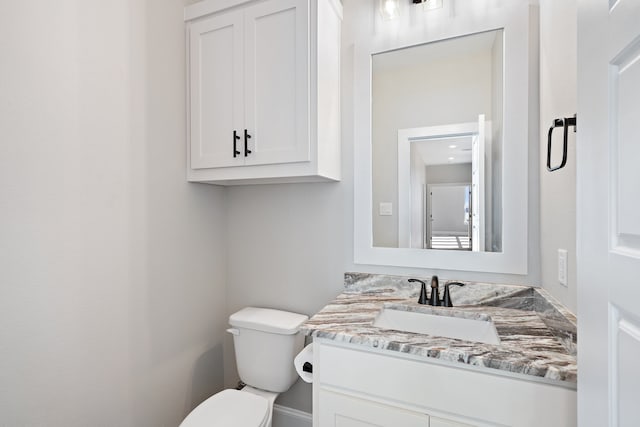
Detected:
[379,202,393,216]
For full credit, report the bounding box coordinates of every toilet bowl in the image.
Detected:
[179,387,276,427]
[180,307,308,427]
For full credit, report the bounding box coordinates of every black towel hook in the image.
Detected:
[547,114,577,172]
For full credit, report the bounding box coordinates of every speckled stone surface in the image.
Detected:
[301,273,577,385]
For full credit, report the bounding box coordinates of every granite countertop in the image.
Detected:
[301,273,577,385]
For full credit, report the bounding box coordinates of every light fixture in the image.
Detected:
[413,0,444,11]
[379,0,400,20]
[448,157,455,161]
[449,145,457,149]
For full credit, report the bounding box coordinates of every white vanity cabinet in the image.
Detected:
[313,339,576,427]
[429,418,475,427]
[318,391,473,427]
[185,0,341,185]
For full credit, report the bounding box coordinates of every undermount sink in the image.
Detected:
[372,307,501,345]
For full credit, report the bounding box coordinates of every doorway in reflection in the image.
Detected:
[402,117,489,252]
[428,183,471,250]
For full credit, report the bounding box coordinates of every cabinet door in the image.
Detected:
[243,0,310,166]
[318,389,429,427]
[189,11,244,169]
[430,416,477,427]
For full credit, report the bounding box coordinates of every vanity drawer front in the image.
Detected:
[317,342,476,419]
[318,389,429,427]
[315,340,576,427]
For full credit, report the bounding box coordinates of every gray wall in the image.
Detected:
[491,31,504,252]
[0,0,228,425]
[224,0,542,413]
[425,163,473,186]
[0,0,571,422]
[430,186,469,235]
[427,164,472,235]
[224,184,347,412]
[539,0,577,312]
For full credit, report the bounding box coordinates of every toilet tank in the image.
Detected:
[229,307,308,393]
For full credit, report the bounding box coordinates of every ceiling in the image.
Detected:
[412,135,472,166]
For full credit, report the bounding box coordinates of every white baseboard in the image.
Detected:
[272,404,312,427]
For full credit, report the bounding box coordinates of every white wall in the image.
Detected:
[539,0,577,312]
[0,1,228,425]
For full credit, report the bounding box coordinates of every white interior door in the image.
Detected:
[243,0,310,166]
[189,11,244,169]
[578,1,640,426]
[471,114,485,252]
[422,184,427,249]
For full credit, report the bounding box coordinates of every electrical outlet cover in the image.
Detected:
[558,249,568,287]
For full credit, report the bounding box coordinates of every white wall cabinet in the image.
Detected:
[185,0,341,185]
[313,339,577,427]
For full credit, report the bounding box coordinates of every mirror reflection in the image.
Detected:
[371,29,504,252]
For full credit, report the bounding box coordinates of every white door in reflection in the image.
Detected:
[471,114,486,252]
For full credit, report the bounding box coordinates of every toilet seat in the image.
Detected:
[179,389,269,427]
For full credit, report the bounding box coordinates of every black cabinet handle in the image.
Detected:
[233,130,241,158]
[244,129,252,157]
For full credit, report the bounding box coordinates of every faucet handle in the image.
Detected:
[442,282,465,307]
[408,278,428,305]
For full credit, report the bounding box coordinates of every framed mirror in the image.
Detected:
[354,1,535,274]
[372,30,503,252]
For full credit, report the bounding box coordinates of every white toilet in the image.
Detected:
[180,307,309,427]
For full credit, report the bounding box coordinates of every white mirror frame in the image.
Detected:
[354,1,535,274]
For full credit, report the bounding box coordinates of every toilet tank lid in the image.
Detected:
[229,307,309,335]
